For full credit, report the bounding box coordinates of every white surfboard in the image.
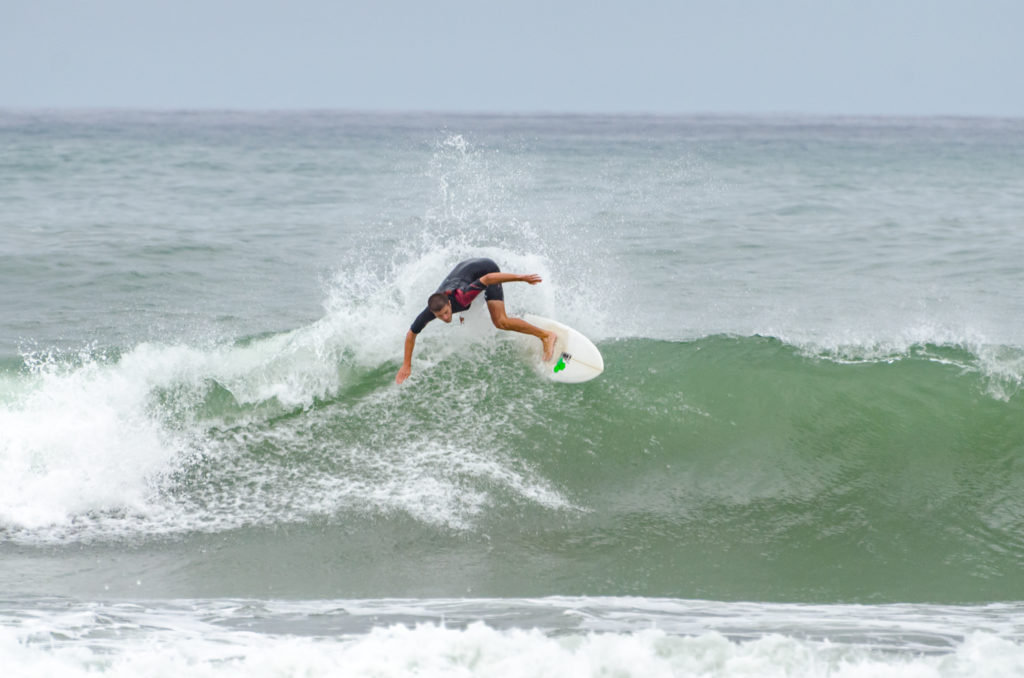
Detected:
[523,314,604,383]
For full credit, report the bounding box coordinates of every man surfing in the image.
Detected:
[395,257,556,384]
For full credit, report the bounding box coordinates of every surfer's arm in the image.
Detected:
[479,272,542,286]
[398,308,435,384]
[396,330,417,384]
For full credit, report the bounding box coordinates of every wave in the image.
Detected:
[3,304,1024,599]
[1,331,1020,520]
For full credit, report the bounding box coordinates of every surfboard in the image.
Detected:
[523,314,604,383]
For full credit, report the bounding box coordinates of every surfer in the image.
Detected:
[396,257,557,384]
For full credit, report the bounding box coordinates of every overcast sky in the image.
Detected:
[2,0,1022,116]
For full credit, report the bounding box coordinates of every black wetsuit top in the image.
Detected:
[410,258,504,334]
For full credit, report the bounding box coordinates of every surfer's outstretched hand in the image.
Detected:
[520,274,543,285]
[396,364,411,384]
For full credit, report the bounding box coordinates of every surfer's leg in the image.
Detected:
[487,300,556,361]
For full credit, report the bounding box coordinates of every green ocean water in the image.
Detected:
[2,111,1024,675]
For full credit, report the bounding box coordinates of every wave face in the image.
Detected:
[3,329,1022,603]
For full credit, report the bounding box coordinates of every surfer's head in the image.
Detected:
[428,293,453,323]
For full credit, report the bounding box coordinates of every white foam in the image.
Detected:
[0,332,356,536]
[765,324,1024,401]
[0,348,191,530]
[2,617,1021,678]
[0,290,576,540]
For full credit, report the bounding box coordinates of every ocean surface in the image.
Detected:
[2,110,1024,676]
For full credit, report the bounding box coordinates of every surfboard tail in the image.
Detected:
[523,314,604,383]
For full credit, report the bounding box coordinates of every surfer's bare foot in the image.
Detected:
[541,332,556,361]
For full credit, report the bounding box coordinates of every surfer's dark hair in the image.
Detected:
[428,293,449,313]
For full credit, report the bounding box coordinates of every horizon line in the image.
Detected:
[2,106,1022,123]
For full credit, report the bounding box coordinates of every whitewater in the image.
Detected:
[2,111,1023,676]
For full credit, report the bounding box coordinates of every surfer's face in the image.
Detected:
[433,303,453,323]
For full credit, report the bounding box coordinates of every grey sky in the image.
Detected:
[3,0,1022,115]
